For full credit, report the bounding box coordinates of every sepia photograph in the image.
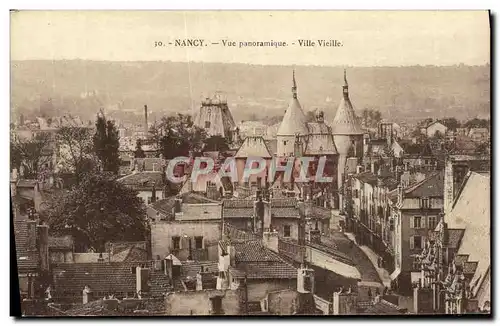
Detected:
[9,10,491,317]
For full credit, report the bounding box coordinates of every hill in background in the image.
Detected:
[11,60,490,125]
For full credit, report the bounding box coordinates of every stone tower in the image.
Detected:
[193,93,237,144]
[276,70,309,157]
[331,70,364,208]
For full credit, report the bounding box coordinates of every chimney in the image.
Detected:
[174,196,182,213]
[263,229,279,253]
[36,223,49,272]
[297,264,315,294]
[196,271,203,291]
[27,219,38,251]
[97,253,105,263]
[253,194,264,234]
[227,245,236,267]
[136,266,150,294]
[144,105,148,135]
[82,286,92,304]
[151,183,157,204]
[370,161,376,174]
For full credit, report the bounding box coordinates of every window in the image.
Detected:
[410,235,423,250]
[412,257,421,271]
[172,236,180,250]
[195,236,203,249]
[413,216,422,229]
[354,189,359,199]
[283,140,288,146]
[428,216,437,230]
[147,196,152,204]
[284,225,291,237]
[420,198,430,209]
[205,121,211,128]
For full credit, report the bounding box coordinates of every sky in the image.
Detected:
[10,11,490,66]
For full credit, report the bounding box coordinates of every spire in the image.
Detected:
[292,69,297,99]
[331,69,363,135]
[343,69,349,98]
[277,70,308,137]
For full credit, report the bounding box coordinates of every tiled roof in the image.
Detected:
[181,192,220,204]
[404,171,444,198]
[238,261,297,279]
[117,172,165,189]
[304,123,338,155]
[48,236,74,249]
[272,207,300,218]
[223,207,254,219]
[111,246,148,262]
[51,262,170,297]
[224,223,260,241]
[363,299,404,315]
[14,219,39,273]
[234,240,285,262]
[447,229,465,249]
[271,198,297,207]
[150,197,176,218]
[463,262,478,275]
[223,199,253,208]
[454,254,469,266]
[235,136,272,158]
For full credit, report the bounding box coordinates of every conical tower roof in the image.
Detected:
[277,70,309,136]
[331,70,363,135]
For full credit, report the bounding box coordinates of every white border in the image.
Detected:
[2,1,497,326]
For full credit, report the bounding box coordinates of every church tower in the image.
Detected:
[276,70,309,157]
[331,70,364,208]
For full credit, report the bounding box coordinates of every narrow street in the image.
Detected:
[321,231,383,300]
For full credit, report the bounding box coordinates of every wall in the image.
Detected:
[272,218,299,240]
[176,204,221,221]
[246,279,296,302]
[165,288,243,315]
[266,289,299,315]
[50,250,73,263]
[138,190,164,206]
[73,252,110,263]
[151,221,221,261]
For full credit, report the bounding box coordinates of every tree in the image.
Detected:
[439,117,461,131]
[151,113,207,159]
[11,132,53,179]
[44,171,147,252]
[361,109,383,128]
[93,113,120,174]
[305,111,316,123]
[203,135,230,152]
[464,118,490,129]
[55,126,96,185]
[134,139,146,158]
